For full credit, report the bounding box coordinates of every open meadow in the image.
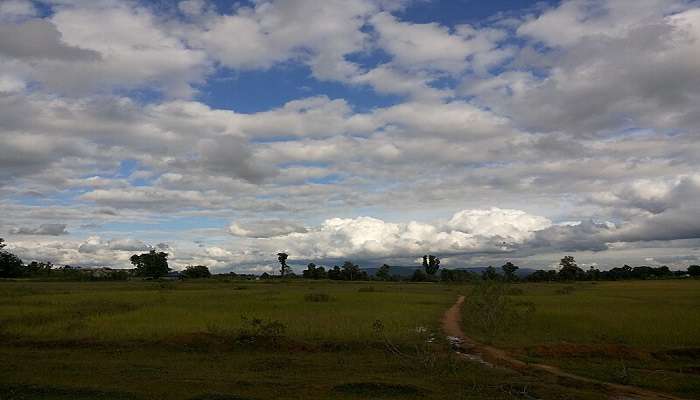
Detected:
[0,279,698,400]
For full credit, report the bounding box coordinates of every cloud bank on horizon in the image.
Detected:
[1,0,700,273]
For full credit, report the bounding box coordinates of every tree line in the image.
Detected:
[3,238,699,281]
[0,239,211,280]
[524,256,698,282]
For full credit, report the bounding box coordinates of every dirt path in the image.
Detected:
[442,295,687,400]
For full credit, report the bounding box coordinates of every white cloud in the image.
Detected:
[370,12,507,74]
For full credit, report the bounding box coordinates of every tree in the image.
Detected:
[302,263,327,279]
[130,249,169,278]
[411,269,427,282]
[277,252,291,276]
[689,265,700,277]
[375,264,391,281]
[527,269,557,282]
[182,265,211,278]
[302,263,315,279]
[440,269,475,282]
[327,265,342,280]
[0,238,24,278]
[501,261,519,281]
[314,265,327,279]
[482,266,500,280]
[586,266,601,281]
[558,255,584,281]
[341,261,362,281]
[423,255,440,275]
[26,261,53,277]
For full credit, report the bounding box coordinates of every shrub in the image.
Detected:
[464,281,535,341]
[237,316,286,343]
[304,292,331,302]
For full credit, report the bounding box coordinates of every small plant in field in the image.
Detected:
[372,319,441,372]
[615,359,631,384]
[304,292,331,302]
[357,286,376,292]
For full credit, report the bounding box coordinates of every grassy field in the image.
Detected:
[3,279,698,399]
[0,281,453,345]
[461,280,700,398]
[0,280,612,400]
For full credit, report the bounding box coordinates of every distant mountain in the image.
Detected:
[362,265,536,278]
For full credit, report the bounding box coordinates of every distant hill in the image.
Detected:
[362,265,536,278]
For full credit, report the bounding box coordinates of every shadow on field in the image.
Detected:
[0,384,142,400]
[188,394,255,400]
[332,382,427,397]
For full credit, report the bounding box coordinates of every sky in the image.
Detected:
[1,0,700,273]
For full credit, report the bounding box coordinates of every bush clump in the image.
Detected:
[556,285,576,295]
[236,316,286,343]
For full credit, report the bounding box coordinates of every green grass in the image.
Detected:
[461,280,700,398]
[0,280,609,400]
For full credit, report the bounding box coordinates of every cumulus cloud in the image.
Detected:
[266,208,552,260]
[447,208,551,242]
